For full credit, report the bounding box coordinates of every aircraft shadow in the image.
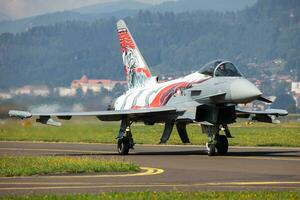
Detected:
[226,150,300,158]
[48,149,300,158]
[130,150,300,157]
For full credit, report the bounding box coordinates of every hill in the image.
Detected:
[0,0,257,34]
[0,0,299,92]
[0,0,151,34]
[75,0,150,14]
[0,12,11,22]
[0,11,91,34]
[152,0,257,12]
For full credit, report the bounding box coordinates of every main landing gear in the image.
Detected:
[202,124,231,156]
[117,119,134,155]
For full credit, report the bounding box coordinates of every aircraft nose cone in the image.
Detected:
[230,78,262,103]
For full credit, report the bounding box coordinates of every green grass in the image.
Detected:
[1,118,300,147]
[0,156,139,177]
[1,191,300,200]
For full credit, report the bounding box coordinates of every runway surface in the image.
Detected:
[0,141,300,196]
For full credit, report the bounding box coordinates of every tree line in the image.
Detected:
[0,0,299,90]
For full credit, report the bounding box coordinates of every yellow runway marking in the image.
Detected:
[0,181,299,191]
[0,182,96,185]
[222,156,300,162]
[0,167,164,179]
[202,181,300,186]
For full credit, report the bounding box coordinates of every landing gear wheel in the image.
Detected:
[117,137,130,155]
[216,135,228,155]
[206,143,216,156]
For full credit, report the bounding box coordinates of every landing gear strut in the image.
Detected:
[117,119,134,155]
[201,124,229,156]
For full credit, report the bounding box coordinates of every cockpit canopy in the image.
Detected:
[199,60,242,77]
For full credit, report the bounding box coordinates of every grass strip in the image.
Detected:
[1,191,300,200]
[0,156,139,177]
[1,120,300,147]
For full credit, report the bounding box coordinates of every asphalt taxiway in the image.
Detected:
[0,141,299,196]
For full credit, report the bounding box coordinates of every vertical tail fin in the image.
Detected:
[117,19,152,89]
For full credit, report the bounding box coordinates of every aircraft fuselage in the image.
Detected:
[114,71,262,111]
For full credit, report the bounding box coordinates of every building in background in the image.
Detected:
[54,87,77,97]
[10,85,50,97]
[71,75,126,95]
[291,82,300,107]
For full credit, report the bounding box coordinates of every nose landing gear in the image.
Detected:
[202,124,230,156]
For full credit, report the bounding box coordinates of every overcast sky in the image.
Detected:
[0,0,171,19]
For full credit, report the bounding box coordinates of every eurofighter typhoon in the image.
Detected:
[9,20,288,156]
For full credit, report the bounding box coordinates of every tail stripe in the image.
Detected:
[118,29,135,51]
[117,19,152,89]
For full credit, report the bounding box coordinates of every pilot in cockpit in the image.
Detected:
[219,64,225,70]
[217,64,228,76]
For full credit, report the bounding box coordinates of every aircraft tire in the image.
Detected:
[117,137,130,155]
[216,135,228,155]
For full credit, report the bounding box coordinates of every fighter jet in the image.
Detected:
[9,20,288,156]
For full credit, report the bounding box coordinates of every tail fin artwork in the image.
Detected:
[117,19,152,89]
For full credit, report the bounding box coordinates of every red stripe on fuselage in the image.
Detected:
[149,82,190,107]
[149,78,209,108]
[129,78,210,109]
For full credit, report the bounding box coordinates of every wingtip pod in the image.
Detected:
[8,110,32,119]
[265,109,288,116]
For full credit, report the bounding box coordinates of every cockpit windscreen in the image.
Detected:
[199,60,242,77]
